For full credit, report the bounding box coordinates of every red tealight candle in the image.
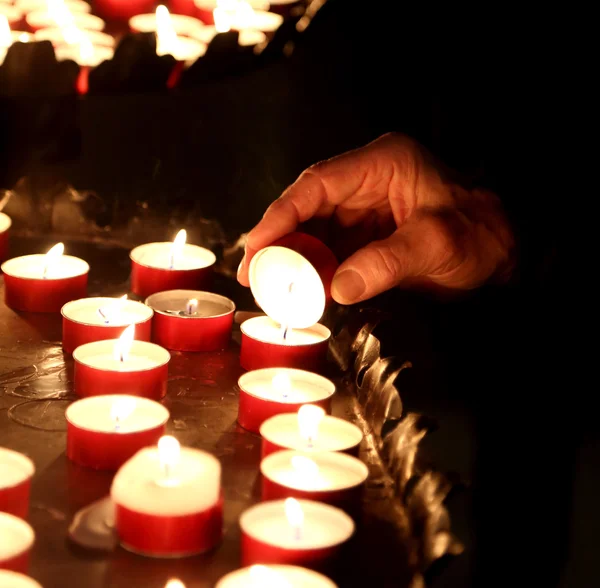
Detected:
[240,233,337,372]
[130,230,216,299]
[1,243,89,313]
[260,451,368,516]
[260,406,363,458]
[216,564,338,588]
[0,571,42,588]
[111,436,223,557]
[0,513,34,574]
[92,0,156,21]
[145,290,235,352]
[0,449,35,520]
[62,296,153,355]
[0,213,10,264]
[237,368,335,434]
[240,498,354,571]
[73,325,171,400]
[66,395,169,471]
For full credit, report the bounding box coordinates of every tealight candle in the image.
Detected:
[129,9,205,40]
[15,0,91,15]
[194,0,269,25]
[260,407,363,458]
[0,571,43,588]
[111,437,223,557]
[145,290,235,352]
[0,513,34,574]
[240,498,354,571]
[240,232,337,372]
[62,296,153,354]
[0,212,10,263]
[66,395,170,470]
[34,26,116,48]
[130,230,216,299]
[237,368,335,434]
[0,449,35,520]
[216,565,338,588]
[26,10,105,33]
[73,325,171,400]
[1,243,89,313]
[261,451,368,515]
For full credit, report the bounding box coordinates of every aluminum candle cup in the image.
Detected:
[0,571,43,588]
[145,290,235,352]
[0,213,10,263]
[240,232,337,372]
[260,451,369,516]
[237,368,335,434]
[0,513,34,573]
[240,499,354,571]
[66,395,169,471]
[260,410,363,458]
[1,247,89,313]
[111,440,223,557]
[216,565,338,588]
[62,297,153,354]
[0,449,34,520]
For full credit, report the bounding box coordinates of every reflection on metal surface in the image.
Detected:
[69,497,117,551]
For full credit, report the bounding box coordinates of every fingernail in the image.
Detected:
[331,270,366,303]
[237,254,246,277]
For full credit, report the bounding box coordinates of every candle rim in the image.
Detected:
[61,297,154,327]
[0,448,35,489]
[241,316,331,347]
[65,394,170,433]
[0,571,43,588]
[261,449,369,491]
[129,11,206,33]
[73,339,171,371]
[130,242,216,271]
[145,289,235,319]
[0,211,12,232]
[215,565,338,588]
[0,254,90,281]
[34,27,116,48]
[259,413,363,451]
[0,512,35,555]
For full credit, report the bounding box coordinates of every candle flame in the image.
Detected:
[297,405,325,447]
[249,565,293,588]
[291,455,319,478]
[187,298,198,315]
[110,397,136,431]
[18,33,30,43]
[155,5,182,57]
[48,0,75,27]
[0,16,11,49]
[62,24,83,45]
[165,580,186,588]
[284,497,304,532]
[43,242,65,278]
[98,295,128,324]
[78,35,94,63]
[158,435,181,477]
[169,229,187,269]
[272,372,292,399]
[113,324,135,363]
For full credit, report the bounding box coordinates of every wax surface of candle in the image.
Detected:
[0,571,43,588]
[131,243,216,270]
[242,316,329,346]
[80,354,158,371]
[63,298,152,326]
[217,565,337,588]
[1,254,88,280]
[151,294,231,317]
[0,213,11,232]
[0,517,33,559]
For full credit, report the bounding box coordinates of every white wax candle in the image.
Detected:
[26,11,105,32]
[73,340,170,372]
[1,254,89,280]
[129,12,205,40]
[194,0,270,11]
[0,513,34,561]
[230,9,282,33]
[62,297,153,327]
[240,499,354,550]
[193,25,266,47]
[130,242,216,271]
[145,290,234,318]
[261,413,363,453]
[111,446,221,515]
[238,368,335,404]
[66,395,169,434]
[242,316,330,346]
[15,0,91,14]
[0,571,43,588]
[0,212,11,233]
[216,565,337,588]
[0,449,35,489]
[34,27,115,48]
[261,450,369,492]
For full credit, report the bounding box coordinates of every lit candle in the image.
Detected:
[240,233,338,372]
[26,0,105,32]
[0,571,43,588]
[216,564,338,588]
[145,289,235,352]
[194,0,269,25]
[240,498,354,571]
[130,229,216,298]
[0,513,35,574]
[260,407,364,457]
[0,211,11,263]
[34,25,115,48]
[111,437,223,557]
[0,449,35,520]
[66,395,170,470]
[61,296,154,354]
[165,581,186,588]
[237,368,335,434]
[1,242,89,313]
[73,325,171,400]
[260,450,369,515]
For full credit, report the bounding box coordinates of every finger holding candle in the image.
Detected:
[0,571,43,588]
[216,564,337,588]
[0,449,35,520]
[0,513,35,574]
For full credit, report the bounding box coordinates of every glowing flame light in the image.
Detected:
[113,324,135,363]
[284,497,304,540]
[98,295,128,324]
[42,242,65,279]
[169,229,187,269]
[48,0,75,27]
[186,298,198,316]
[110,397,136,432]
[165,580,186,588]
[249,565,293,588]
[158,435,181,482]
[272,372,292,399]
[0,16,11,49]
[291,455,319,479]
[18,33,30,43]
[297,405,325,448]
[155,5,182,57]
[62,24,83,45]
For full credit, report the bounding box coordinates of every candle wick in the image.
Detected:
[169,251,175,270]
[98,308,109,324]
[307,437,313,449]
[294,526,302,541]
[42,265,49,280]
[282,326,289,342]
[114,416,120,432]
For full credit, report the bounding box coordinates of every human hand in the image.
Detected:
[238,133,515,304]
